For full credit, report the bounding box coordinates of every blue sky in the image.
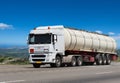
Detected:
[0,0,120,48]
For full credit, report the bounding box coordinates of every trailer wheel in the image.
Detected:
[96,54,102,65]
[76,56,83,66]
[70,56,76,67]
[106,54,111,65]
[101,54,107,65]
[50,56,61,67]
[33,64,41,68]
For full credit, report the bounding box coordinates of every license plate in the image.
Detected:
[36,61,41,64]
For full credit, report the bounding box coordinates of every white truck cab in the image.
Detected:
[28,25,65,68]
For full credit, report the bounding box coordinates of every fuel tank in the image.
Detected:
[64,28,116,54]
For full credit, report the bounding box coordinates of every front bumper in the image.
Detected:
[29,53,55,64]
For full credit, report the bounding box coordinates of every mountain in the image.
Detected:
[0,44,27,48]
[117,49,120,56]
[0,46,29,58]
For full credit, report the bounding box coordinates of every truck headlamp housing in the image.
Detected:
[44,49,49,52]
[30,49,34,54]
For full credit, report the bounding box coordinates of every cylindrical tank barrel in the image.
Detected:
[64,28,116,54]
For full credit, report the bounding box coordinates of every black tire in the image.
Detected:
[96,54,102,65]
[50,63,56,67]
[82,62,87,66]
[33,64,41,68]
[106,54,111,65]
[70,56,76,67]
[101,54,107,65]
[50,56,61,67]
[82,62,94,65]
[88,62,94,65]
[76,56,83,66]
[61,63,66,67]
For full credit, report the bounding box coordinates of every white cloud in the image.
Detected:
[112,35,120,40]
[111,34,120,48]
[95,30,103,34]
[0,23,13,30]
[108,32,115,35]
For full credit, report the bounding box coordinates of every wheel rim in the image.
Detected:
[104,57,107,64]
[77,57,82,66]
[108,58,111,64]
[107,55,111,64]
[72,60,76,66]
[104,60,107,64]
[71,57,76,66]
[108,59,111,64]
[56,57,61,67]
[99,56,102,65]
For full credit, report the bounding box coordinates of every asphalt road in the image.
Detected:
[0,62,120,83]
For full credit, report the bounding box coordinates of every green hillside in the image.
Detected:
[117,49,120,56]
[0,48,29,58]
[0,48,29,64]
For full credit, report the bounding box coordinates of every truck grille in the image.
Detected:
[32,55,46,62]
[32,55,46,58]
[32,59,45,61]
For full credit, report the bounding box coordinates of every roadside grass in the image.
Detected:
[117,56,120,62]
[0,56,13,62]
[8,58,29,65]
[0,56,29,65]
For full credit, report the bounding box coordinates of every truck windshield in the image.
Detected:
[29,34,51,44]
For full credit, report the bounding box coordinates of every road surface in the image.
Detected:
[0,62,120,83]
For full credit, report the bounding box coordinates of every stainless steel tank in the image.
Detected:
[64,28,116,54]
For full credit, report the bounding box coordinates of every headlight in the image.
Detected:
[44,49,49,52]
[30,48,34,53]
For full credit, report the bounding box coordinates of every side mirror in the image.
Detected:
[53,34,57,44]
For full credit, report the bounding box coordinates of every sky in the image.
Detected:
[0,0,120,48]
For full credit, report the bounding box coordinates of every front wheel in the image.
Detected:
[33,64,41,68]
[50,56,61,67]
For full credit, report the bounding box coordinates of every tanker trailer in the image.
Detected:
[28,25,118,68]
